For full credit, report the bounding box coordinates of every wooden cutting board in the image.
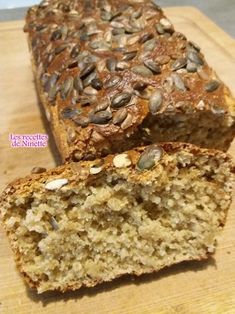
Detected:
[0,7,235,314]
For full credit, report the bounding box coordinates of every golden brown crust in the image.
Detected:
[1,141,234,200]
[24,0,235,162]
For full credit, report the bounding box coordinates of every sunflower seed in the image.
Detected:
[149,90,163,114]
[137,145,163,170]
[106,57,117,72]
[111,21,124,28]
[211,104,225,115]
[113,153,132,168]
[122,51,137,61]
[73,115,90,127]
[171,57,187,71]
[205,80,220,92]
[50,217,59,230]
[31,167,46,174]
[127,35,140,45]
[91,130,105,142]
[50,29,62,41]
[116,61,129,71]
[113,108,128,125]
[79,63,96,79]
[84,86,98,96]
[171,73,186,91]
[74,75,83,93]
[61,76,74,99]
[121,113,133,129]
[188,41,201,52]
[104,75,121,88]
[44,72,59,93]
[138,32,154,44]
[143,59,161,74]
[89,110,112,124]
[91,78,103,90]
[60,107,81,119]
[70,44,80,58]
[111,92,132,108]
[89,164,103,174]
[67,127,77,143]
[101,10,112,21]
[144,39,156,51]
[155,23,165,34]
[124,24,140,34]
[131,65,153,77]
[82,71,97,87]
[55,44,67,55]
[163,76,174,93]
[186,61,198,73]
[133,82,148,91]
[45,178,68,190]
[160,18,173,32]
[94,101,109,112]
[132,7,142,19]
[187,50,204,65]
[48,85,58,102]
[41,73,50,87]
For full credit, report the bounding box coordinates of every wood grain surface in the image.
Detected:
[0,7,235,314]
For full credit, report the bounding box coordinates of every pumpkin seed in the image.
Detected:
[111,92,132,108]
[137,145,163,170]
[89,110,112,124]
[149,90,163,114]
[205,80,220,92]
[131,65,153,77]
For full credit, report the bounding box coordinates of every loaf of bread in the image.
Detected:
[0,143,234,293]
[24,0,235,162]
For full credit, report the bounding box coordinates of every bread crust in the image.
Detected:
[24,0,235,162]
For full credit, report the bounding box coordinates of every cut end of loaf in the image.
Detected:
[0,143,234,293]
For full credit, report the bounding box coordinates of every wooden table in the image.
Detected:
[0,7,235,314]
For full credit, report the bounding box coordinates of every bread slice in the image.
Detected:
[0,143,234,293]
